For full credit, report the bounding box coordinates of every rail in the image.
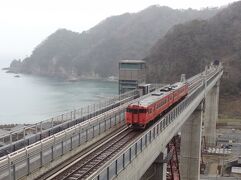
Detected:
[51,128,139,180]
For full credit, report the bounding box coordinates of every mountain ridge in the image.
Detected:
[145,1,241,117]
[10,5,219,79]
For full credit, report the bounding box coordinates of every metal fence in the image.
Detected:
[89,67,223,180]
[0,107,126,180]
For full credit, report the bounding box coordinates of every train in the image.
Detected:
[126,82,189,129]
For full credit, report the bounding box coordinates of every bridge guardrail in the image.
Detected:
[0,108,126,180]
[89,66,223,180]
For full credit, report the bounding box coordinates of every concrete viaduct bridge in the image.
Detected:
[0,63,223,180]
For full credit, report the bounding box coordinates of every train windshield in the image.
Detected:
[126,108,147,113]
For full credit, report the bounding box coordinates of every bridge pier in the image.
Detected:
[140,150,167,180]
[204,80,220,146]
[180,104,203,180]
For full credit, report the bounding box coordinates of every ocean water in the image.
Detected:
[0,60,118,124]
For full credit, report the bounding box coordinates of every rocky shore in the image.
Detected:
[6,62,118,82]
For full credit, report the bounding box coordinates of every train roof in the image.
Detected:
[130,82,186,107]
[170,82,186,90]
[119,60,146,64]
[137,91,170,107]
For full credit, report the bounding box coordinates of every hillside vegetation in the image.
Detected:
[145,1,241,118]
[10,6,218,79]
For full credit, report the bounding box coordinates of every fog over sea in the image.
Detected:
[0,59,118,124]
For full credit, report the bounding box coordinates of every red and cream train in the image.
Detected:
[126,82,189,129]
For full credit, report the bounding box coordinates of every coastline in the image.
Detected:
[1,67,9,71]
[67,76,118,82]
[0,67,118,124]
[5,67,118,82]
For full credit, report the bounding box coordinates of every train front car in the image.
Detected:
[126,91,170,129]
[126,104,148,129]
[126,82,189,129]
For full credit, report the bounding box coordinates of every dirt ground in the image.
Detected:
[219,95,241,119]
[203,154,231,176]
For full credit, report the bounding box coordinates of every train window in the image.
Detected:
[163,99,166,105]
[139,109,147,113]
[126,108,132,112]
[127,108,147,113]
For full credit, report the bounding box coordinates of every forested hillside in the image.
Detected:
[145,1,241,118]
[10,6,218,79]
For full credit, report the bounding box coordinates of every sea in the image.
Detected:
[0,59,118,124]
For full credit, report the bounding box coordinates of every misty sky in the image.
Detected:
[0,0,238,61]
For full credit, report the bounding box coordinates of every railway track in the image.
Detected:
[48,128,140,180]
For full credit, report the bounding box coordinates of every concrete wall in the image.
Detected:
[119,70,146,82]
[140,150,167,180]
[204,80,220,146]
[180,104,203,180]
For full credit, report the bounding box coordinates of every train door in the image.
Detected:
[174,91,178,103]
[169,93,173,106]
[132,109,139,123]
